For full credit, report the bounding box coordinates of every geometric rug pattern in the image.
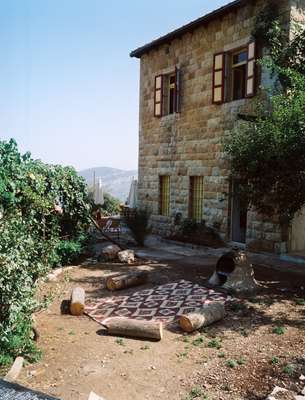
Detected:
[85,280,228,325]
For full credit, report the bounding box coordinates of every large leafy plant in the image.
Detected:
[225,7,305,222]
[0,139,91,364]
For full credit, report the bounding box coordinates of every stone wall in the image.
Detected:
[137,0,299,252]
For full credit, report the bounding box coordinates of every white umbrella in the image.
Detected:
[127,178,138,209]
[94,177,104,205]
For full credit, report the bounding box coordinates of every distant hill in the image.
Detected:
[79,167,138,202]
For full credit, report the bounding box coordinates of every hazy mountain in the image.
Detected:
[79,167,138,202]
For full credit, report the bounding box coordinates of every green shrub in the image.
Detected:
[181,219,219,240]
[226,359,238,369]
[270,356,280,365]
[192,336,204,347]
[225,10,305,222]
[237,357,246,365]
[100,193,121,216]
[272,326,286,335]
[90,191,121,216]
[172,218,224,247]
[207,338,222,349]
[0,139,91,365]
[283,364,296,376]
[124,209,150,246]
[53,237,86,266]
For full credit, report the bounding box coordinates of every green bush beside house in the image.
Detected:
[0,139,91,366]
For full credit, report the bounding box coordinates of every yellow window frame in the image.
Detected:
[159,176,170,216]
[189,176,204,222]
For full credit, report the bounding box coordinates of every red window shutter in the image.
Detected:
[174,67,181,113]
[154,75,163,117]
[212,53,225,104]
[246,41,256,98]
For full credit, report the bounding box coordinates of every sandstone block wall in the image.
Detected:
[137,0,297,252]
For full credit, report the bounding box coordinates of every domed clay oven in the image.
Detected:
[208,248,258,293]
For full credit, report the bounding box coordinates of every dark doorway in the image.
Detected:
[231,181,248,243]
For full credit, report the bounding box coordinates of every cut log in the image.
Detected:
[106,271,148,291]
[103,317,163,340]
[70,287,85,316]
[179,302,225,333]
[4,356,24,382]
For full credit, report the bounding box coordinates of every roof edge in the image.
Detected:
[130,0,249,58]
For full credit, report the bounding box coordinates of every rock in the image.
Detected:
[29,368,45,378]
[4,356,24,382]
[266,386,297,400]
[88,392,106,400]
[102,245,121,261]
[118,250,135,264]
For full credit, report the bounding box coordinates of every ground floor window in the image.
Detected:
[189,176,204,221]
[159,175,170,216]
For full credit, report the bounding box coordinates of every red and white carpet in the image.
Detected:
[85,280,228,325]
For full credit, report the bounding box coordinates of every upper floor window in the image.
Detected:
[154,68,181,117]
[212,41,257,104]
[232,49,248,100]
[167,74,176,115]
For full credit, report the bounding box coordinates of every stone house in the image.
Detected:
[130,0,305,253]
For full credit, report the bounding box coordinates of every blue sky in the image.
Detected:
[1,0,229,171]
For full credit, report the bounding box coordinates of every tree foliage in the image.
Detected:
[225,9,305,222]
[99,192,121,216]
[0,139,91,364]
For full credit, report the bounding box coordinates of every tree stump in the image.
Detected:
[179,302,225,333]
[70,287,85,316]
[103,317,163,340]
[208,249,258,293]
[106,271,148,291]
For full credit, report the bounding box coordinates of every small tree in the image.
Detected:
[225,8,305,222]
[100,193,121,216]
[124,209,150,246]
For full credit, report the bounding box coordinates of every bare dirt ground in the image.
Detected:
[16,254,305,400]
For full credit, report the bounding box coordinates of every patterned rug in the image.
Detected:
[85,280,228,325]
